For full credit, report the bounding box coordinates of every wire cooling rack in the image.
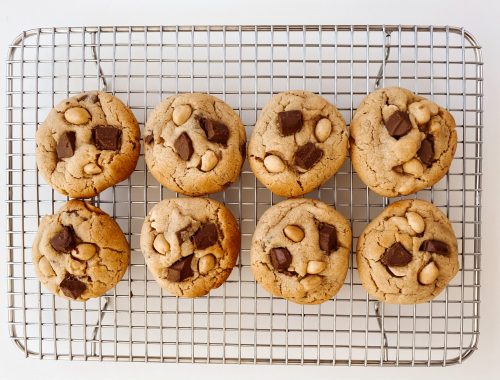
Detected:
[5,25,482,366]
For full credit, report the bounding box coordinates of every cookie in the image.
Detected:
[251,199,351,305]
[144,93,247,196]
[248,91,348,197]
[36,91,140,198]
[32,200,130,301]
[350,87,457,197]
[356,199,459,304]
[140,198,241,297]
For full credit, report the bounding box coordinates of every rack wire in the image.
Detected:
[5,25,482,366]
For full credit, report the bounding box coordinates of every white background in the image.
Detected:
[0,0,499,379]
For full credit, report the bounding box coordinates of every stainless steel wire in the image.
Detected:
[5,25,482,366]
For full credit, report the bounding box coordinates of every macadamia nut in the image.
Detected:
[173,104,192,126]
[300,275,322,291]
[39,256,56,277]
[314,118,332,142]
[200,150,218,172]
[64,107,90,125]
[418,261,439,285]
[264,155,285,173]
[283,225,305,242]
[153,234,170,254]
[406,211,425,234]
[198,254,216,274]
[71,243,97,261]
[83,163,102,175]
[306,260,326,274]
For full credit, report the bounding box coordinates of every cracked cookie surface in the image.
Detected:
[144,93,246,196]
[140,198,241,297]
[350,87,457,197]
[251,199,351,305]
[32,200,130,301]
[36,91,140,198]
[248,91,348,197]
[356,199,459,304]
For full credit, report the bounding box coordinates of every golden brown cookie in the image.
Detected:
[251,199,351,305]
[356,199,459,304]
[248,91,348,197]
[36,91,140,198]
[32,200,130,301]
[144,93,246,196]
[350,87,457,197]
[140,198,241,297]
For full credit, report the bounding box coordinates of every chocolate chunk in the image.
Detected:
[191,223,218,249]
[50,226,77,253]
[175,225,192,244]
[144,134,154,144]
[319,223,338,252]
[281,270,298,277]
[240,142,246,158]
[94,126,121,150]
[294,142,323,170]
[89,94,99,103]
[56,131,76,159]
[269,247,292,271]
[77,94,88,101]
[221,181,233,190]
[386,111,412,139]
[380,242,413,267]
[419,239,448,254]
[59,274,86,299]
[417,135,434,166]
[197,116,230,144]
[278,110,303,136]
[174,132,194,161]
[165,254,194,282]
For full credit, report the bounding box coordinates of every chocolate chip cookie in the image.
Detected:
[356,199,459,304]
[144,93,247,196]
[248,91,348,197]
[350,87,457,197]
[36,91,141,198]
[251,199,352,305]
[32,200,130,301]
[140,198,241,297]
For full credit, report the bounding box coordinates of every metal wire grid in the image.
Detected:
[5,25,482,366]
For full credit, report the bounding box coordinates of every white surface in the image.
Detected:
[0,0,499,379]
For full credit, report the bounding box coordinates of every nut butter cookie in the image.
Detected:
[32,200,130,301]
[251,199,351,305]
[36,91,140,198]
[248,91,348,197]
[144,93,247,196]
[356,199,459,304]
[140,198,241,297]
[350,87,457,197]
